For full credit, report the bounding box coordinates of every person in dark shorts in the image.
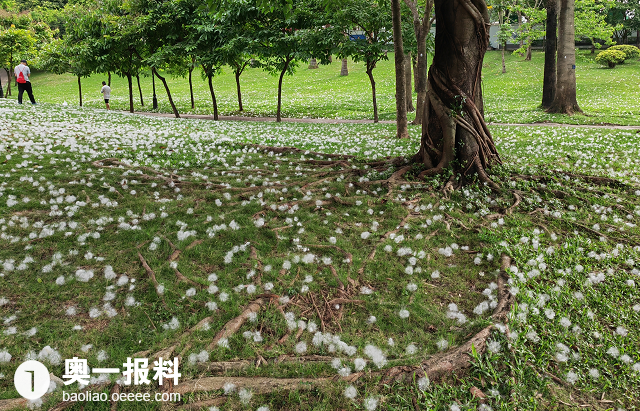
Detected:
[14,60,36,105]
[101,81,111,110]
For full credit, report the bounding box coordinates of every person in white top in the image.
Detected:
[101,81,111,110]
[14,59,36,104]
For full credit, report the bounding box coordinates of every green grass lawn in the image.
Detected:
[0,101,639,410]
[8,50,640,125]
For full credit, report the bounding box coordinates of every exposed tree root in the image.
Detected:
[506,192,522,215]
[173,268,202,288]
[177,397,228,410]
[376,255,513,384]
[207,297,269,350]
[174,376,331,395]
[136,250,167,307]
[250,144,355,160]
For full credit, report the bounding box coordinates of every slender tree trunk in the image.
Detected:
[366,65,379,123]
[5,69,11,98]
[501,42,507,73]
[391,0,409,138]
[235,70,243,111]
[340,58,348,76]
[189,67,194,110]
[276,57,291,123]
[404,52,415,112]
[525,42,532,61]
[404,0,433,125]
[108,72,111,87]
[136,75,144,106]
[0,70,3,98]
[77,75,82,106]
[547,0,581,114]
[308,58,318,69]
[542,0,558,108]
[414,0,500,188]
[127,73,133,113]
[591,42,595,54]
[152,68,180,118]
[207,73,218,121]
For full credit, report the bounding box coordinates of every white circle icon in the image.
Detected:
[14,360,51,400]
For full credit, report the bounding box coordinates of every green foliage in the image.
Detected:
[575,0,619,51]
[608,44,640,60]
[0,25,37,69]
[595,48,625,67]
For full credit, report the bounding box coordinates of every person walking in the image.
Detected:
[14,59,36,105]
[101,81,111,110]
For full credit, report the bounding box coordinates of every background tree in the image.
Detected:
[542,0,558,108]
[548,0,582,114]
[333,0,392,123]
[391,0,408,138]
[575,0,618,53]
[0,25,37,97]
[513,0,545,61]
[402,0,434,125]
[413,0,500,188]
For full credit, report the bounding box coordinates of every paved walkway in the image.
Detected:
[137,111,640,130]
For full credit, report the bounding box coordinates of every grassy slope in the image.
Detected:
[12,50,640,125]
[0,102,639,410]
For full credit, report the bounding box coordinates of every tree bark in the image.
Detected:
[152,68,180,118]
[413,0,500,188]
[404,0,434,125]
[127,72,133,113]
[108,72,111,87]
[525,43,532,61]
[404,53,415,112]
[547,0,582,115]
[366,63,379,123]
[0,70,4,98]
[208,73,219,121]
[136,75,144,106]
[5,68,11,98]
[189,66,195,110]
[276,57,292,123]
[542,0,558,109]
[308,58,318,69]
[391,0,409,138]
[77,75,82,107]
[501,43,507,73]
[340,58,348,76]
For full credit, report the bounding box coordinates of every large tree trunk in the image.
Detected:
[108,72,111,87]
[413,0,500,188]
[405,0,434,125]
[308,58,318,69]
[391,0,409,138]
[366,63,379,123]
[136,75,144,106]
[542,0,558,108]
[340,58,348,76]
[547,0,582,115]
[276,57,292,123]
[404,53,415,112]
[127,72,134,113]
[152,68,180,118]
[77,75,82,107]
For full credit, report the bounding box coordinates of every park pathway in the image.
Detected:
[137,111,640,131]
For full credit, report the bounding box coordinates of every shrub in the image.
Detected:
[608,45,640,61]
[596,49,626,68]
